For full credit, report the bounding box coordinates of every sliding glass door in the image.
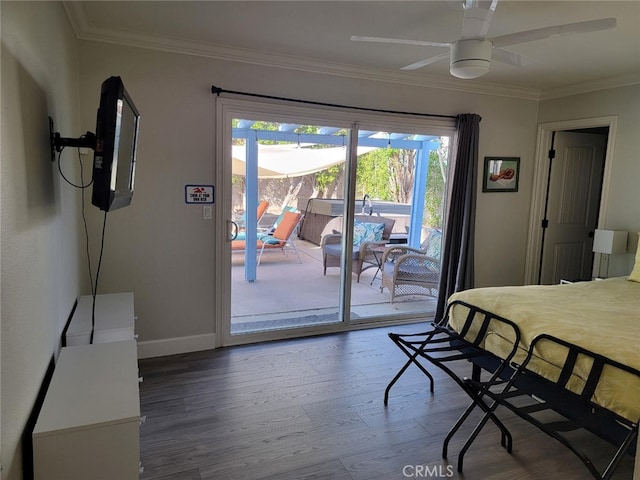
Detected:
[228,118,350,339]
[215,98,453,346]
[351,130,448,322]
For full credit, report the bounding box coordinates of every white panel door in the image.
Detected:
[540,132,606,284]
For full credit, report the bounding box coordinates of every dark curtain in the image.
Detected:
[435,113,481,320]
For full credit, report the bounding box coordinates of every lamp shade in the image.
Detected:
[593,229,628,254]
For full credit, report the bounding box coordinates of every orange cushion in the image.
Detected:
[272,211,301,239]
[231,240,245,250]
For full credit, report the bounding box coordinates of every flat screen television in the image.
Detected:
[92,76,141,212]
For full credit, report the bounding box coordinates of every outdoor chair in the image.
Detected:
[233,200,269,235]
[235,204,295,241]
[380,228,442,303]
[232,211,303,265]
[320,215,395,282]
[261,205,298,234]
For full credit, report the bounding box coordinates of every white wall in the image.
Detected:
[1,2,84,479]
[538,84,640,276]
[77,40,539,351]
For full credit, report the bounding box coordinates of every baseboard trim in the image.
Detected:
[137,333,216,359]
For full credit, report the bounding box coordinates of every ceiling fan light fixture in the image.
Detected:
[450,59,490,79]
[450,39,492,79]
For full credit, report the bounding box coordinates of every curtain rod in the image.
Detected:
[211,85,458,120]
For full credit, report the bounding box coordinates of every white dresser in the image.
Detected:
[34,293,141,479]
[33,340,141,479]
[65,292,135,345]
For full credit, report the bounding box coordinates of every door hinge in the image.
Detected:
[541,219,549,229]
[548,149,555,160]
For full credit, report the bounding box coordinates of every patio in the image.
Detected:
[227,119,446,338]
[231,238,437,334]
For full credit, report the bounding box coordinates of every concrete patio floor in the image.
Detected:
[231,238,437,333]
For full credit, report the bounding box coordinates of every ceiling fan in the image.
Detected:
[351,0,616,79]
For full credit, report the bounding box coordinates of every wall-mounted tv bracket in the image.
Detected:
[49,116,97,162]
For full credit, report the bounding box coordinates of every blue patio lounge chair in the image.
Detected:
[232,211,303,265]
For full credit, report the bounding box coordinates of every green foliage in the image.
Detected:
[315,164,343,197]
[424,149,447,228]
[355,148,416,203]
[355,148,412,201]
[355,146,447,228]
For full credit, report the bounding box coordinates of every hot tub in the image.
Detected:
[298,198,411,245]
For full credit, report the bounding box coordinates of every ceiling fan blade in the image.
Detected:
[461,0,499,39]
[350,35,450,48]
[491,17,617,48]
[492,48,534,67]
[400,52,451,71]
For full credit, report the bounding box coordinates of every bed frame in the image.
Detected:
[386,300,639,480]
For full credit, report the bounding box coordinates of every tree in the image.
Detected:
[355,144,448,228]
[355,148,415,202]
[424,147,447,228]
[313,164,344,198]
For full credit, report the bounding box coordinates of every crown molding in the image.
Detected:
[65,2,637,103]
[64,2,543,101]
[539,73,640,101]
[62,1,83,37]
[90,33,545,101]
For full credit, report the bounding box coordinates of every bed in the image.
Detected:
[384,273,640,477]
[443,276,640,478]
[447,276,640,423]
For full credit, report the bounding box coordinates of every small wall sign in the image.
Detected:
[185,185,214,204]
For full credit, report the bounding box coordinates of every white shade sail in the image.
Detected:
[232,144,378,178]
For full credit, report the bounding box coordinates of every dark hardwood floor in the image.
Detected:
[138,323,635,480]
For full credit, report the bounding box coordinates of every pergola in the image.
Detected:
[232,120,442,281]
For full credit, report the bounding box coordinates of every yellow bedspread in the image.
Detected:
[448,277,640,422]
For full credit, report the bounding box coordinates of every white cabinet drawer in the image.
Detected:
[33,340,140,480]
[66,293,135,345]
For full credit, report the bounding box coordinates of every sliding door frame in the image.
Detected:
[214,97,454,347]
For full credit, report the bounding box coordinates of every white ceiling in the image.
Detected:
[66,1,640,98]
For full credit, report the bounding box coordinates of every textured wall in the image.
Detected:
[1,2,84,479]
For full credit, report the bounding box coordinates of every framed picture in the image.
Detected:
[483,157,520,192]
